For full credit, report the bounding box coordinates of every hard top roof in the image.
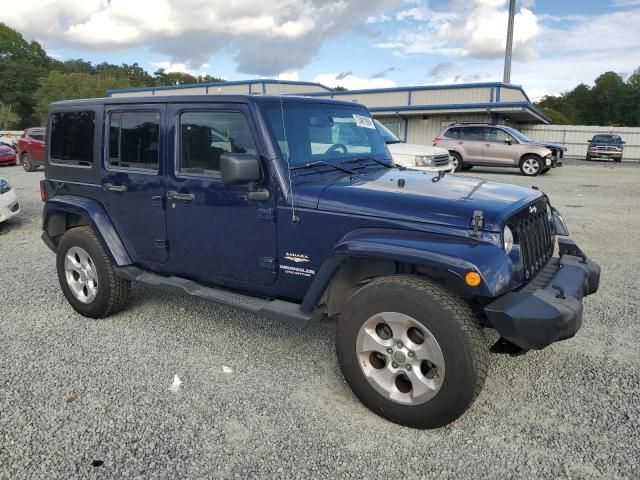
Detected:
[49,94,364,109]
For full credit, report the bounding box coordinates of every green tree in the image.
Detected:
[32,71,130,123]
[0,103,19,129]
[589,72,627,126]
[0,23,52,126]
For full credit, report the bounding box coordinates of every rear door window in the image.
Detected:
[50,111,95,165]
[107,111,160,171]
[444,127,461,139]
[461,127,484,141]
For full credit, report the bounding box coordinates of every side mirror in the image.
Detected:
[504,138,512,145]
[221,153,261,185]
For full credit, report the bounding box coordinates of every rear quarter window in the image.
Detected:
[50,111,95,166]
[444,127,461,139]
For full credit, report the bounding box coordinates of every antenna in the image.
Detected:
[277,59,299,224]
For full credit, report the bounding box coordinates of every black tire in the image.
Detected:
[614,158,622,163]
[22,153,35,172]
[461,165,474,171]
[585,155,591,161]
[519,155,543,176]
[540,167,551,175]
[56,226,130,318]
[450,152,463,172]
[336,275,487,429]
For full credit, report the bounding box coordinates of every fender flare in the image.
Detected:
[301,228,515,314]
[42,195,131,266]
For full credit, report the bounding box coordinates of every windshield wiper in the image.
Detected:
[290,160,355,174]
[342,157,393,168]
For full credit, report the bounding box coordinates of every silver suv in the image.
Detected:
[435,124,554,176]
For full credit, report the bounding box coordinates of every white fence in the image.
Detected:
[519,125,640,161]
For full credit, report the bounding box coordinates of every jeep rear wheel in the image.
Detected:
[519,155,542,176]
[56,226,130,318]
[336,275,487,429]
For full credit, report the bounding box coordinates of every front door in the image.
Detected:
[164,104,277,287]
[482,127,518,166]
[30,129,46,162]
[102,106,168,264]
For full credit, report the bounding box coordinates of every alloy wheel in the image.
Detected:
[64,246,99,304]
[355,312,445,405]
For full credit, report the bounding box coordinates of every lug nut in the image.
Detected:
[396,342,403,349]
[386,348,393,354]
[408,351,415,358]
[392,362,398,369]
[405,364,412,371]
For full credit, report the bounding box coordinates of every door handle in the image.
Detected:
[484,144,491,147]
[457,141,464,145]
[167,191,195,201]
[104,183,127,192]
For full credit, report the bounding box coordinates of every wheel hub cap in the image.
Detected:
[64,246,99,304]
[355,312,446,406]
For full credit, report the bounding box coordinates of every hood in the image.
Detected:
[387,142,449,157]
[527,140,567,152]
[295,169,542,232]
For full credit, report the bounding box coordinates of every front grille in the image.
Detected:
[9,201,19,212]
[507,198,554,281]
[434,154,450,167]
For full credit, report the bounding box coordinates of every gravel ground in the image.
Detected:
[1,162,639,479]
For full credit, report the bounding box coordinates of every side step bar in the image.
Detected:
[114,266,312,327]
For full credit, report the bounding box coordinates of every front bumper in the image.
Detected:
[588,150,622,160]
[0,155,17,164]
[0,189,20,222]
[484,242,600,351]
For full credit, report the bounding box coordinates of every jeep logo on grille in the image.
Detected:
[529,205,537,214]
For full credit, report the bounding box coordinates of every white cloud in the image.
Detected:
[278,72,300,81]
[2,0,403,75]
[377,0,540,60]
[150,61,211,76]
[314,73,396,90]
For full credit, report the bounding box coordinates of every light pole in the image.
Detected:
[503,0,516,84]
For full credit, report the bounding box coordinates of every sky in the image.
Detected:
[4,0,640,100]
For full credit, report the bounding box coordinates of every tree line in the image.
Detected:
[0,23,224,128]
[535,70,640,127]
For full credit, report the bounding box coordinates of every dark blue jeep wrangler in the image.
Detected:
[41,95,600,429]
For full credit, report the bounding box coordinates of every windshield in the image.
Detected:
[502,126,531,143]
[374,120,402,144]
[261,102,391,167]
[592,135,622,144]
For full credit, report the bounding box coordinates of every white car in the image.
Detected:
[0,177,20,223]
[375,120,452,173]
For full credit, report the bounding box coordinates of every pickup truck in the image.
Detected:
[40,95,600,429]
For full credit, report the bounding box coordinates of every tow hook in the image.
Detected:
[490,337,528,357]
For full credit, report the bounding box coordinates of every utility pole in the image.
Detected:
[503,0,516,84]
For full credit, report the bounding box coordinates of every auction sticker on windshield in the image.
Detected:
[353,114,375,129]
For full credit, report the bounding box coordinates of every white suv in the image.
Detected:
[375,120,452,173]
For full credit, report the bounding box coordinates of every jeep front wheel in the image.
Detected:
[519,155,542,176]
[56,226,130,318]
[336,275,487,429]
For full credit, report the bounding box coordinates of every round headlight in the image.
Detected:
[503,225,514,254]
[415,155,433,167]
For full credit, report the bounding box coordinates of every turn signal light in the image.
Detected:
[465,271,482,287]
[40,180,46,202]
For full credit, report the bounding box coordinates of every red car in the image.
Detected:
[17,127,46,172]
[0,145,16,166]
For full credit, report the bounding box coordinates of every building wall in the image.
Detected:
[520,125,640,161]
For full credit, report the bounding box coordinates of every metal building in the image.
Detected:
[109,79,550,144]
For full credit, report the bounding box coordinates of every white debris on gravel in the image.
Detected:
[168,374,182,392]
[222,366,233,374]
[0,163,639,479]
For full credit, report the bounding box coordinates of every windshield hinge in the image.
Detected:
[470,210,484,237]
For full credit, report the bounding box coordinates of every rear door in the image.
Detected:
[482,127,518,166]
[164,103,277,287]
[102,105,168,264]
[29,129,46,161]
[459,126,485,163]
